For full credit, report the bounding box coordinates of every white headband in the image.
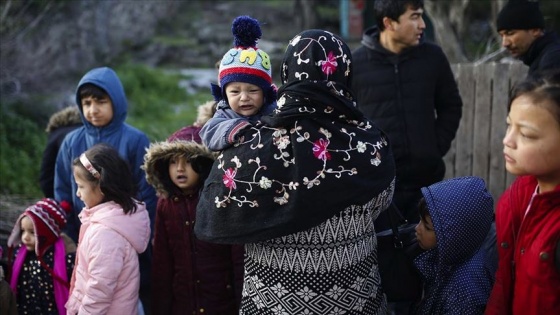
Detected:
[79,153,101,179]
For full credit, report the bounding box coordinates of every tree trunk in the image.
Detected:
[293,0,319,30]
[425,0,469,63]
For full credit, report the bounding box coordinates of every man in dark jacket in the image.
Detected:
[352,0,462,228]
[497,0,560,77]
[352,3,462,311]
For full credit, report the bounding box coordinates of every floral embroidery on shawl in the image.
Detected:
[213,113,389,208]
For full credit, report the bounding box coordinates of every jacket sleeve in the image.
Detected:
[433,49,463,156]
[199,109,251,151]
[79,228,125,314]
[151,199,174,314]
[485,188,514,315]
[54,136,80,242]
[133,134,157,235]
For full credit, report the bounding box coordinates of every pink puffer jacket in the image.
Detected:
[66,201,150,315]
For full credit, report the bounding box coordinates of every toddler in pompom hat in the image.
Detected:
[200,15,277,151]
[7,198,75,315]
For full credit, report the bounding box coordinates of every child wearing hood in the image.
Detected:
[413,176,495,314]
[200,15,277,151]
[53,67,157,310]
[143,124,244,315]
[7,198,75,315]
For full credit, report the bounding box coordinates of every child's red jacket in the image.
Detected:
[486,175,560,315]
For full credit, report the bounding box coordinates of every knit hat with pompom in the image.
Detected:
[8,198,70,257]
[211,15,276,105]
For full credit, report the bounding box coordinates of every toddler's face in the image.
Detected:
[169,155,200,194]
[20,216,36,252]
[415,214,436,250]
[81,95,114,127]
[225,82,264,117]
[73,167,104,208]
[503,95,560,179]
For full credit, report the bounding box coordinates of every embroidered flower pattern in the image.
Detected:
[284,32,351,84]
[321,51,338,76]
[214,115,388,207]
[313,138,331,161]
[223,168,237,189]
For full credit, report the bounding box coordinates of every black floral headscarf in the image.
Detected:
[195,30,395,244]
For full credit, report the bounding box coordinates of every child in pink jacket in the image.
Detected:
[65,143,150,314]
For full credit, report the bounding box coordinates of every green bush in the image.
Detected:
[115,63,212,141]
[0,111,45,197]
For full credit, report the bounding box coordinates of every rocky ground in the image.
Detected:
[0,195,34,256]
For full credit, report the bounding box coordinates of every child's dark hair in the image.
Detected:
[374,0,424,31]
[418,197,430,223]
[78,83,110,102]
[509,70,560,125]
[73,143,138,214]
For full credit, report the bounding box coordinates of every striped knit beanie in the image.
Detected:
[211,15,276,105]
[8,198,69,257]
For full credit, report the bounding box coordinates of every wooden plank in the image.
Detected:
[453,63,475,177]
[444,64,460,179]
[472,64,492,180]
[488,63,510,201]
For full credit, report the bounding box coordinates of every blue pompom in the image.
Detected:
[232,15,262,48]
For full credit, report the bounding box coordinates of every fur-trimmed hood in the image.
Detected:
[46,106,82,132]
[193,100,217,128]
[142,140,215,198]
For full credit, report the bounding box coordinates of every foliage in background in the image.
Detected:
[0,110,45,197]
[115,63,212,141]
[0,63,210,197]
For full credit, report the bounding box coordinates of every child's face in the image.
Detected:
[503,95,560,180]
[169,155,200,194]
[73,167,104,208]
[225,82,264,117]
[415,214,436,250]
[20,216,35,252]
[81,95,114,127]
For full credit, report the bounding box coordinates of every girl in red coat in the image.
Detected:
[486,70,560,315]
[142,124,244,315]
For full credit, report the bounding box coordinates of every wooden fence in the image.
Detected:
[444,62,528,201]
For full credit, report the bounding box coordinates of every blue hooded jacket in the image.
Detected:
[54,67,156,242]
[414,176,495,315]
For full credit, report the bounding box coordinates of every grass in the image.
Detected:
[115,63,212,141]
